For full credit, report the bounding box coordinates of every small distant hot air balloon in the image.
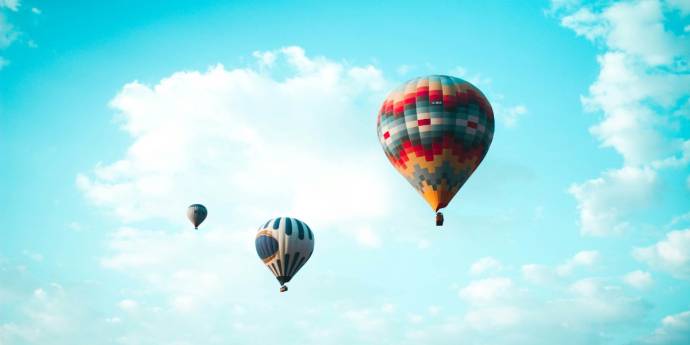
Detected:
[187,204,207,230]
[255,217,314,292]
[376,75,494,226]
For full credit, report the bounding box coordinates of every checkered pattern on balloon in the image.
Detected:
[376,75,494,218]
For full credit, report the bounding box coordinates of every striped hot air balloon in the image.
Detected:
[255,217,314,292]
[376,75,495,226]
[187,204,207,230]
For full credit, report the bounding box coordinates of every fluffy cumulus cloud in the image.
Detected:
[303,255,650,345]
[0,261,105,344]
[556,250,600,275]
[521,250,600,283]
[623,270,653,289]
[448,258,649,345]
[639,310,690,345]
[469,256,503,275]
[77,46,393,239]
[555,0,690,236]
[0,244,652,345]
[0,0,19,11]
[569,166,657,236]
[634,229,690,279]
[459,277,515,304]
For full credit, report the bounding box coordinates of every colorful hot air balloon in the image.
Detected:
[187,204,207,230]
[255,217,314,292]
[376,75,494,226]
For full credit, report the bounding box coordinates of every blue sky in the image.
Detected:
[1,0,690,344]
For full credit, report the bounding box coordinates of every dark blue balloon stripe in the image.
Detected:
[285,217,292,235]
[255,235,279,260]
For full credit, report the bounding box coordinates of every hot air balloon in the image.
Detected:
[255,217,314,292]
[376,75,494,226]
[187,204,207,230]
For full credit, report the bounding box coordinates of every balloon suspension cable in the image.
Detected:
[280,285,288,293]
[435,212,444,227]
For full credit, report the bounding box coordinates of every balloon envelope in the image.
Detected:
[376,75,494,212]
[255,217,314,289]
[187,204,207,229]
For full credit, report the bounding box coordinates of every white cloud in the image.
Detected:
[31,7,40,14]
[561,1,688,66]
[560,7,607,40]
[22,250,43,262]
[118,299,138,311]
[556,250,600,275]
[33,288,45,300]
[0,0,19,11]
[583,52,688,165]
[354,226,380,248]
[556,0,690,237]
[464,306,521,331]
[572,250,600,265]
[490,99,528,128]
[501,104,527,128]
[100,225,261,314]
[67,221,82,232]
[668,0,690,15]
[469,257,503,275]
[449,268,648,343]
[0,282,87,344]
[252,50,275,68]
[639,310,690,345]
[634,229,690,279]
[407,313,423,324]
[521,264,554,284]
[381,303,395,313]
[624,270,653,289]
[396,64,413,76]
[522,250,600,285]
[452,66,492,88]
[0,13,18,49]
[569,166,657,236]
[605,1,687,66]
[459,277,514,304]
[652,140,690,169]
[669,211,690,228]
[341,307,387,335]
[558,278,648,325]
[77,47,393,247]
[104,316,121,324]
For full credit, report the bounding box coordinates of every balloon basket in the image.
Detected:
[280,286,288,293]
[436,212,444,226]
